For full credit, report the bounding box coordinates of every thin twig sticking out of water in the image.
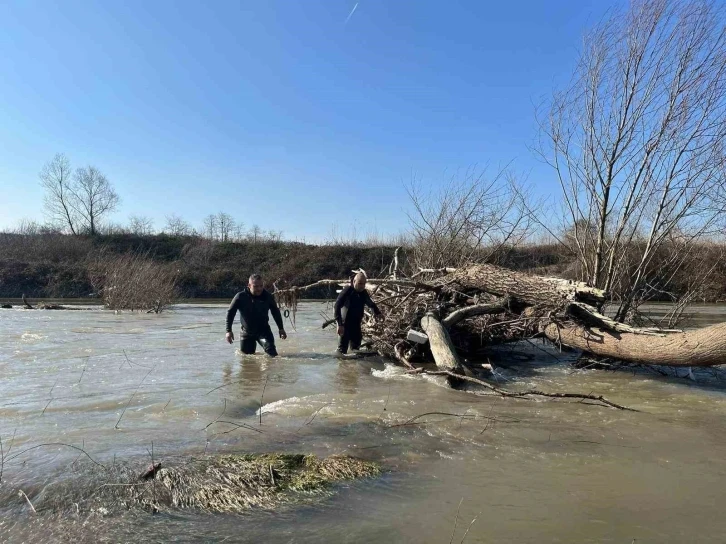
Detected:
[209,421,264,435]
[260,375,269,426]
[376,384,393,424]
[296,402,332,433]
[78,357,89,384]
[0,429,17,483]
[459,511,482,543]
[205,399,268,439]
[150,441,157,514]
[121,349,153,370]
[409,369,636,411]
[449,498,463,544]
[18,489,36,514]
[479,405,495,435]
[70,439,85,470]
[42,378,58,416]
[203,398,227,431]
[206,379,246,396]
[5,443,104,469]
[115,367,155,429]
[388,412,519,428]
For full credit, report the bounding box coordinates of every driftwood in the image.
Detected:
[437,264,606,307]
[544,322,726,367]
[420,313,462,373]
[274,261,726,406]
[441,302,506,328]
[20,294,65,310]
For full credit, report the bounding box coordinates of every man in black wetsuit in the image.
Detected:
[334,272,382,354]
[225,274,287,356]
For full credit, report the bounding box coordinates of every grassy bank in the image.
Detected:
[0,233,400,299]
[2,232,724,302]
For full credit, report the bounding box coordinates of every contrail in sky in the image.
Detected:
[344,2,358,25]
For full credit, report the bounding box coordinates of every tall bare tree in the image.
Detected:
[232,222,246,241]
[39,153,78,235]
[202,214,218,240]
[537,0,726,321]
[216,212,236,242]
[249,224,261,243]
[69,166,120,235]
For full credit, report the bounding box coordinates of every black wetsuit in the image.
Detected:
[334,286,381,353]
[226,288,284,356]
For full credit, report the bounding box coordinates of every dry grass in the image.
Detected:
[31,453,381,516]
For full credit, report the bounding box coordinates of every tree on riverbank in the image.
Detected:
[39,154,120,236]
[538,0,726,321]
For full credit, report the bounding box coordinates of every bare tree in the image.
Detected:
[14,218,41,236]
[538,0,726,321]
[98,222,128,235]
[164,214,192,236]
[39,153,78,235]
[232,222,246,241]
[249,224,261,243]
[68,166,120,235]
[216,212,236,242]
[405,168,534,270]
[202,214,218,240]
[128,215,155,235]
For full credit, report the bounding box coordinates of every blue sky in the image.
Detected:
[0,0,611,242]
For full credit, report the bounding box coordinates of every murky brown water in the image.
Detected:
[2,302,726,543]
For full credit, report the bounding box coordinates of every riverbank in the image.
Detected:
[2,231,725,302]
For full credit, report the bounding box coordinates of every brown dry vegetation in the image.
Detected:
[2,232,726,304]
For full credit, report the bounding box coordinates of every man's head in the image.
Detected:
[352,272,367,292]
[248,274,264,296]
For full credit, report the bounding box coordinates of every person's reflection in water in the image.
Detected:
[237,355,266,394]
[334,360,361,394]
[222,361,233,386]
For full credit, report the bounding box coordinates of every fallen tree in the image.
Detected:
[544,322,726,367]
[274,262,726,403]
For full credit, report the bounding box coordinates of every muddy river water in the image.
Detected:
[1,302,726,542]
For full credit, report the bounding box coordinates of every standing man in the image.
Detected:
[226,274,287,356]
[334,272,382,354]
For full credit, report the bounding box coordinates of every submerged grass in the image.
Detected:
[21,453,381,516]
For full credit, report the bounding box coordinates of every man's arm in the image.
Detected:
[268,293,285,331]
[364,290,381,315]
[226,293,241,333]
[334,287,351,325]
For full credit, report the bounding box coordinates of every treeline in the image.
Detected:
[31,152,294,244]
[3,231,726,303]
[13,211,287,245]
[0,232,401,299]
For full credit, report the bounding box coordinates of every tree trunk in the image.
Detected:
[544,322,726,367]
[441,302,506,328]
[420,313,462,373]
[434,263,726,367]
[439,264,606,307]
